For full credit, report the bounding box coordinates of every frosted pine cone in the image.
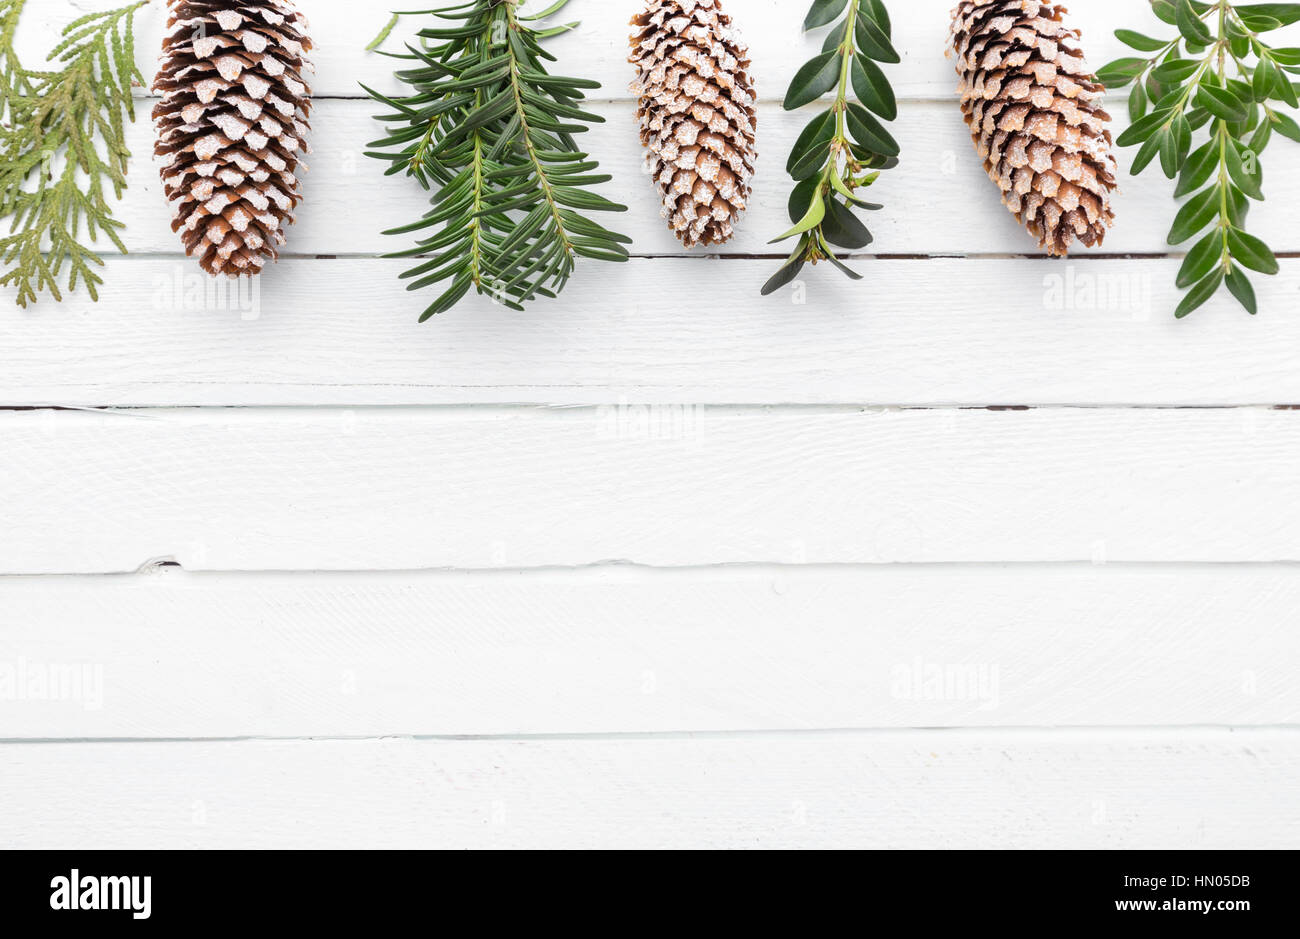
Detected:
[949,1,1116,255]
[629,0,757,247]
[153,0,313,276]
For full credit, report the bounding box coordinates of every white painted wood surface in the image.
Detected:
[6,406,1300,573]
[3,731,1294,849]
[2,566,1297,739]
[6,258,1300,407]
[3,0,1299,850]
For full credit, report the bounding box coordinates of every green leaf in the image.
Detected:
[1130,131,1166,175]
[1225,140,1265,200]
[1152,58,1201,83]
[771,191,827,242]
[1168,184,1222,244]
[1226,227,1280,274]
[1160,113,1193,177]
[854,13,899,63]
[822,197,873,249]
[1196,82,1250,121]
[804,0,850,29]
[852,54,897,120]
[846,102,900,156]
[1177,229,1224,287]
[784,50,840,109]
[1129,80,1151,122]
[761,255,806,296]
[1175,268,1225,318]
[1098,57,1149,87]
[1116,29,1169,52]
[1236,3,1300,28]
[787,110,837,178]
[1117,108,1176,147]
[1271,110,1300,142]
[1175,0,1214,44]
[1175,139,1220,196]
[863,0,892,35]
[1224,265,1258,313]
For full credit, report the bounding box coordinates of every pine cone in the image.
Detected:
[949,1,1116,255]
[629,0,757,247]
[153,0,313,276]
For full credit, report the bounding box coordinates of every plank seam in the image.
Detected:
[11,558,1300,581]
[2,726,1298,746]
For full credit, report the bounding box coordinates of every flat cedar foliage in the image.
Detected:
[364,0,631,320]
[1100,0,1300,317]
[0,0,146,307]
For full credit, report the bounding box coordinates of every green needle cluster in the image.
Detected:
[364,0,631,320]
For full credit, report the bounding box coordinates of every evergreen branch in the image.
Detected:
[1100,0,1300,317]
[364,0,629,320]
[0,0,147,308]
[764,0,900,296]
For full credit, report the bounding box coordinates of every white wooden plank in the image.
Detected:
[2,731,1294,848]
[6,258,1300,408]
[4,406,1300,574]
[58,100,1300,260]
[16,0,1295,101]
[2,565,1297,739]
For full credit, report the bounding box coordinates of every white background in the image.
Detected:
[1,0,1298,848]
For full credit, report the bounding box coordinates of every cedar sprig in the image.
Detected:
[363,0,630,320]
[763,0,899,296]
[1100,0,1300,318]
[0,0,147,308]
[1,0,32,110]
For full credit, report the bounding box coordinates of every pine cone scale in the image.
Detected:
[153,0,313,277]
[949,0,1116,255]
[630,0,757,248]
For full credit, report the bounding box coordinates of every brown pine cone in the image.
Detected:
[949,1,1116,255]
[153,0,314,277]
[629,0,757,247]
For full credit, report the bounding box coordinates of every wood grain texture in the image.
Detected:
[4,731,1295,849]
[5,0,1298,852]
[2,565,1297,739]
[16,0,1296,100]
[4,406,1300,574]
[5,258,1300,408]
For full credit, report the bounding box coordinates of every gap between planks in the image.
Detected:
[3,726,1297,747]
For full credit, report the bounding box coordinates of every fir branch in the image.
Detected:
[764,0,900,296]
[0,0,147,308]
[364,0,629,320]
[1100,0,1300,318]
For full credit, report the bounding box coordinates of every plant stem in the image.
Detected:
[502,2,574,267]
[1215,1,1233,273]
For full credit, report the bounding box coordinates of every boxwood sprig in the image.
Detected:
[762,0,899,296]
[1099,0,1300,318]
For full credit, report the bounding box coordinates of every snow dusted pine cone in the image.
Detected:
[949,1,1116,255]
[629,0,757,247]
[153,0,313,276]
